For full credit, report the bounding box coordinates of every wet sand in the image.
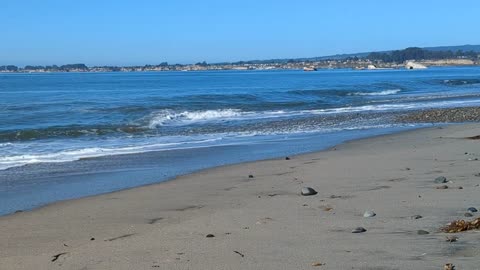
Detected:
[1,123,480,269]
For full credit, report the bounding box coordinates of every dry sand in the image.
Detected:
[1,124,480,270]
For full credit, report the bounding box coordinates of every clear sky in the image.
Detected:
[2,0,480,66]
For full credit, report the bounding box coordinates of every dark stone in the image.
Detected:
[467,207,478,213]
[285,157,290,160]
[248,175,254,178]
[434,176,447,183]
[411,215,423,220]
[206,234,215,238]
[90,237,95,241]
[417,230,429,235]
[464,212,473,217]
[351,227,367,233]
[301,187,317,196]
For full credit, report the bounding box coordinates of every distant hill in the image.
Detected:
[304,44,480,61]
[226,44,480,64]
[422,44,480,52]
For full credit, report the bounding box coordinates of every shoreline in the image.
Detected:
[2,122,480,269]
[1,124,426,217]
[0,124,419,216]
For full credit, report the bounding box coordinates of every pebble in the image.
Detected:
[417,230,430,235]
[464,212,473,217]
[411,215,423,219]
[301,187,318,196]
[351,227,367,233]
[467,207,478,213]
[363,210,376,218]
[248,175,254,178]
[206,234,215,238]
[434,176,447,183]
[436,185,449,189]
[285,157,290,160]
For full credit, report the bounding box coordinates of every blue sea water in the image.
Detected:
[0,67,479,214]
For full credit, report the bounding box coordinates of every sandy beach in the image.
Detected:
[1,123,480,270]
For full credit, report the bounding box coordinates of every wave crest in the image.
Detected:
[148,109,244,128]
[349,89,401,96]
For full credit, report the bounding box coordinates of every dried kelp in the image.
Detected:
[441,218,480,233]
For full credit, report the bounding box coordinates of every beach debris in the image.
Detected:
[285,156,291,160]
[444,263,456,270]
[445,235,458,242]
[441,218,480,233]
[312,262,325,267]
[435,176,448,184]
[417,230,430,235]
[320,205,333,211]
[256,217,273,225]
[363,210,376,218]
[411,215,423,220]
[90,237,95,241]
[436,185,448,189]
[301,187,318,196]
[405,167,411,171]
[457,186,463,189]
[464,212,473,217]
[51,252,68,262]
[467,207,478,213]
[206,234,215,238]
[248,174,254,178]
[351,227,367,233]
[233,250,245,257]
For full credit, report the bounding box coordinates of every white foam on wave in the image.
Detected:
[0,123,407,171]
[349,89,401,96]
[308,98,480,114]
[147,109,292,128]
[0,137,224,171]
[148,109,244,128]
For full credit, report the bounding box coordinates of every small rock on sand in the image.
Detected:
[436,185,448,189]
[351,227,367,233]
[445,236,458,242]
[301,187,317,196]
[434,176,447,183]
[467,207,478,213]
[248,175,254,178]
[285,157,290,160]
[206,234,215,238]
[464,212,474,217]
[363,210,376,218]
[417,230,429,235]
[411,215,423,220]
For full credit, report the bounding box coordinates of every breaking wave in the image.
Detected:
[349,89,401,96]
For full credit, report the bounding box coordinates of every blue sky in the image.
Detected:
[2,0,480,66]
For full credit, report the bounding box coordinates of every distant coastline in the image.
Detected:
[1,46,479,73]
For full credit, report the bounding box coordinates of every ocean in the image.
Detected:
[1,67,480,215]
